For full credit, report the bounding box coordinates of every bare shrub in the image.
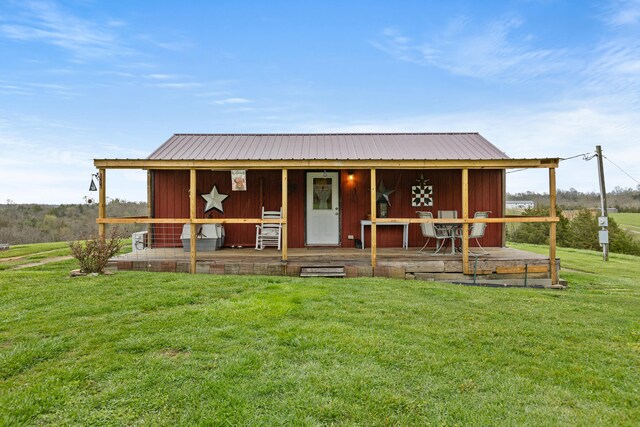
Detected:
[69,229,123,274]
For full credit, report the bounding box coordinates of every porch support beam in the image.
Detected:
[376,217,560,224]
[370,168,377,269]
[189,169,197,274]
[95,158,560,170]
[281,168,288,262]
[96,216,556,225]
[98,168,106,238]
[97,217,288,224]
[461,168,470,275]
[549,167,558,284]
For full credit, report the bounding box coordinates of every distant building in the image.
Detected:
[506,200,535,210]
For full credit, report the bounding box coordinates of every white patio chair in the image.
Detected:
[456,211,491,254]
[437,210,458,219]
[255,207,282,250]
[417,211,453,255]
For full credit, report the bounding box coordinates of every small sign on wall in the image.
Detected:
[231,170,246,191]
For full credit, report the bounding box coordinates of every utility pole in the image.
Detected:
[596,145,609,261]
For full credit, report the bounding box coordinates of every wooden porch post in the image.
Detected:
[147,170,153,246]
[461,168,470,274]
[147,171,152,218]
[501,169,507,247]
[98,168,106,238]
[549,167,558,284]
[370,168,377,269]
[281,168,288,261]
[189,169,197,274]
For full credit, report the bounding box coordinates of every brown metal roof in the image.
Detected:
[147,133,509,161]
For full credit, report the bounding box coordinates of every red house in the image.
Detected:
[95,133,561,286]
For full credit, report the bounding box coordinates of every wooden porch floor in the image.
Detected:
[115,246,545,262]
[111,246,555,287]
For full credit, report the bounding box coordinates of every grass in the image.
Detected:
[0,241,70,259]
[509,242,640,277]
[610,212,640,240]
[0,239,132,271]
[611,212,640,227]
[0,245,639,425]
[0,242,72,271]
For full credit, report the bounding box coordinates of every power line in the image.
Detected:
[506,151,595,174]
[603,155,640,185]
[561,152,594,161]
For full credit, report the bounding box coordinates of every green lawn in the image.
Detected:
[0,242,72,271]
[0,246,639,425]
[0,241,70,259]
[0,239,132,271]
[611,212,640,240]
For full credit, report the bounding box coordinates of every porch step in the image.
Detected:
[300,266,345,278]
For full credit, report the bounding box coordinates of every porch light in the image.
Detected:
[347,170,355,181]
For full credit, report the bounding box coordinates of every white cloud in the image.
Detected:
[107,19,127,28]
[213,97,252,105]
[153,82,203,89]
[602,0,640,26]
[372,17,568,81]
[136,34,192,51]
[581,37,640,108]
[0,0,131,61]
[0,81,33,96]
[0,80,79,97]
[144,73,182,80]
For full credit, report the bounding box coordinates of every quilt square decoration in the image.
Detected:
[412,185,433,207]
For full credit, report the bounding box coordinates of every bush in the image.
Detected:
[609,217,640,256]
[69,230,123,274]
[565,209,599,250]
[507,206,570,245]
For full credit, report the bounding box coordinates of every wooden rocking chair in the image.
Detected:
[255,207,282,250]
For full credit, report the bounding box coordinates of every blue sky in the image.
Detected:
[1,0,639,203]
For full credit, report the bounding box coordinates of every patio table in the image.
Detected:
[360,220,409,250]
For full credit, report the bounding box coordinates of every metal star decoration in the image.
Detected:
[376,180,396,205]
[416,173,430,187]
[201,185,228,214]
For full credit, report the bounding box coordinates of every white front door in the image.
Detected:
[306,172,340,245]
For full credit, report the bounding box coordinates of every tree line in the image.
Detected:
[0,199,147,245]
[508,185,640,212]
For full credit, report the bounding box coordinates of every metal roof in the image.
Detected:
[147,133,510,161]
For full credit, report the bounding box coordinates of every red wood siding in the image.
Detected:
[153,169,292,247]
[340,169,504,249]
[152,168,503,249]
